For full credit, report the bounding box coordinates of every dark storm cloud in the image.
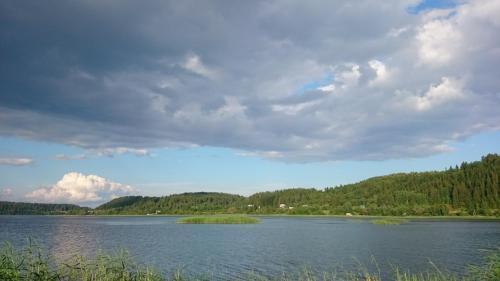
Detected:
[1,0,499,161]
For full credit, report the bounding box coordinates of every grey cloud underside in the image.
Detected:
[1,0,499,162]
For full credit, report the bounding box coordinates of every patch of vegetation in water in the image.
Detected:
[177,215,260,224]
[371,218,409,225]
[0,241,499,281]
[0,241,163,281]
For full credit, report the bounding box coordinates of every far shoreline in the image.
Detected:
[2,214,499,221]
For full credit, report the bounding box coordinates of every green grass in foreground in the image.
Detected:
[177,215,260,224]
[371,218,409,225]
[1,241,499,281]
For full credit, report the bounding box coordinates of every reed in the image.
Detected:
[0,241,498,281]
[371,218,409,225]
[177,215,260,224]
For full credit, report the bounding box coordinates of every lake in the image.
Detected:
[0,216,498,280]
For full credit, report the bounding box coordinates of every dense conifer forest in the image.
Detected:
[0,201,89,215]
[1,154,498,216]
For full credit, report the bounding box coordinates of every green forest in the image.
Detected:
[1,154,499,216]
[0,201,89,215]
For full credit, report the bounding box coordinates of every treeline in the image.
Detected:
[2,154,499,216]
[95,154,499,216]
[0,201,89,215]
[95,192,246,215]
[321,153,499,216]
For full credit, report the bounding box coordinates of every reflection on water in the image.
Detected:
[0,216,498,280]
[50,217,100,262]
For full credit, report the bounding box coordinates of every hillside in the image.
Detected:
[322,153,499,216]
[0,201,89,215]
[95,192,246,215]
[2,154,498,216]
[95,154,499,216]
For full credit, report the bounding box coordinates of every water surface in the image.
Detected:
[0,216,498,279]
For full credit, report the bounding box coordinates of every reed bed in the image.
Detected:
[0,241,498,281]
[177,215,260,224]
[371,218,409,225]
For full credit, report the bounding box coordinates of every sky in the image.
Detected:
[0,0,499,207]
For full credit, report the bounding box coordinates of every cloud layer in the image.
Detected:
[26,172,134,204]
[55,147,150,161]
[0,0,499,162]
[0,158,34,166]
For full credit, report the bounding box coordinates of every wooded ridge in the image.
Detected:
[1,154,498,216]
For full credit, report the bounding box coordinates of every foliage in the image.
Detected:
[96,154,499,216]
[465,249,500,281]
[322,154,500,216]
[0,201,89,215]
[371,218,408,225]
[2,154,499,216]
[96,196,145,210]
[0,240,162,281]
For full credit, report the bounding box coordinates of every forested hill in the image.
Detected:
[1,154,499,216]
[0,201,89,215]
[95,154,499,216]
[95,192,246,215]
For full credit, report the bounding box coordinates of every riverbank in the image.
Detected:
[89,214,500,221]
[2,214,499,221]
[258,214,500,221]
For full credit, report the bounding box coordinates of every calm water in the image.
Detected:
[0,216,499,280]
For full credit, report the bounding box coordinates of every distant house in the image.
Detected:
[247,204,254,207]
[279,203,286,208]
[147,210,161,216]
[345,212,353,216]
[288,206,294,210]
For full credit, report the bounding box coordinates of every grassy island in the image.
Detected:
[177,215,259,224]
[371,218,409,225]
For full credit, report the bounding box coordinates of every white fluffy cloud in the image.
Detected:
[317,83,336,93]
[411,77,465,111]
[416,16,462,66]
[26,172,134,204]
[0,157,34,166]
[368,60,392,86]
[181,54,220,80]
[335,64,362,89]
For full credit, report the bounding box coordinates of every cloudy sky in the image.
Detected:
[0,0,499,206]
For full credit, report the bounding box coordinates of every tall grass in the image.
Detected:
[0,240,162,281]
[177,215,259,224]
[371,218,408,225]
[0,241,498,281]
